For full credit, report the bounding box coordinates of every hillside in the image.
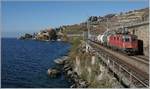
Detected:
[89,7,149,35]
[61,7,149,36]
[61,23,87,34]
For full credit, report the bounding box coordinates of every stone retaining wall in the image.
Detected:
[127,22,149,56]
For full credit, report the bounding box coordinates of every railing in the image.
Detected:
[67,34,83,37]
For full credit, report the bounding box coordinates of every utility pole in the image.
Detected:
[86,17,90,53]
[87,17,90,40]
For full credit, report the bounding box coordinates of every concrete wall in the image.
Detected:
[127,22,149,56]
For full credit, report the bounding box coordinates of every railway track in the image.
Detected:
[88,40,149,87]
[129,56,149,65]
[136,55,149,61]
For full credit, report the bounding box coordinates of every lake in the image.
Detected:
[1,38,71,88]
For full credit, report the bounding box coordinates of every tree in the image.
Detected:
[24,33,32,38]
[48,29,57,40]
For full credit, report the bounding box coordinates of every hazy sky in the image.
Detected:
[2,0,149,37]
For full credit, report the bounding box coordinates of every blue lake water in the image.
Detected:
[1,38,71,88]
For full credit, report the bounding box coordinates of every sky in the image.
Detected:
[1,0,149,37]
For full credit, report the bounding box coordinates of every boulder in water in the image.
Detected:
[47,68,60,78]
[54,56,68,65]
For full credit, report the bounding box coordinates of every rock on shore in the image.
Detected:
[62,57,89,88]
[54,56,68,65]
[52,55,89,88]
[47,68,60,78]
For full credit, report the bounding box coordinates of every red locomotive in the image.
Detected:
[108,34,138,54]
[97,30,138,55]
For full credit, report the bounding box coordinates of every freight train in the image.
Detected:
[96,30,138,55]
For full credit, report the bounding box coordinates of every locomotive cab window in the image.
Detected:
[132,37,136,41]
[123,36,130,42]
[125,38,130,42]
[131,36,137,41]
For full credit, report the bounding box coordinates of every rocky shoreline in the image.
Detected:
[50,55,89,88]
